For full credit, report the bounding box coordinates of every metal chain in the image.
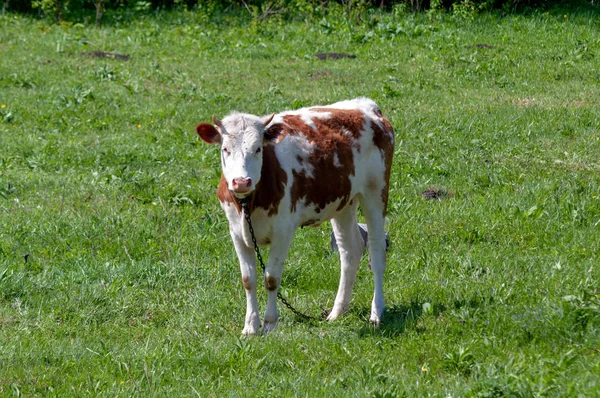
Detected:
[240,200,325,322]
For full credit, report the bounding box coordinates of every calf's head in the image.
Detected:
[196,113,276,198]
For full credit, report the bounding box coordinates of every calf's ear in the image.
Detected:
[263,123,283,143]
[196,122,221,144]
[262,114,283,143]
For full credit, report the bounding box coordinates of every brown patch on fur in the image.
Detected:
[216,145,287,216]
[265,276,279,291]
[367,176,379,192]
[253,145,287,216]
[310,108,365,140]
[370,119,395,215]
[217,174,241,213]
[242,276,252,291]
[279,109,365,212]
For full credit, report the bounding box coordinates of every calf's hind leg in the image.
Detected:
[357,193,387,326]
[327,200,364,321]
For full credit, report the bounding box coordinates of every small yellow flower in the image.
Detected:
[593,195,597,199]
[564,14,567,19]
[1,104,5,109]
[120,380,125,385]
[137,124,142,128]
[421,365,429,373]
[151,120,154,124]
[61,115,65,119]
[434,57,438,61]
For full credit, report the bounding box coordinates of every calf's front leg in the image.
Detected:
[262,230,294,334]
[231,234,261,335]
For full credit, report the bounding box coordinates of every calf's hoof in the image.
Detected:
[369,311,383,327]
[326,305,348,322]
[262,318,278,334]
[242,319,261,336]
[242,326,261,336]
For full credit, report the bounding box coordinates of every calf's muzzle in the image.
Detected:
[232,177,252,193]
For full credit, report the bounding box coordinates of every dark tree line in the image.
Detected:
[1,0,594,24]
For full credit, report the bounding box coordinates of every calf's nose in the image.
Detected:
[232,177,252,193]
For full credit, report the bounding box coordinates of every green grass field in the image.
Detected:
[1,5,599,396]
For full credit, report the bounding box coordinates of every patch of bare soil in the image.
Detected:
[82,51,130,61]
[315,52,356,60]
[421,187,453,200]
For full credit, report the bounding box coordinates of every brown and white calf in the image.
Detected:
[196,98,394,335]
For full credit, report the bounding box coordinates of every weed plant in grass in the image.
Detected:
[1,5,599,396]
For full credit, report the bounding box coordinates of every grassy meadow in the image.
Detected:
[1,5,600,396]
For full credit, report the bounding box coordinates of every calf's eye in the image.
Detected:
[222,148,230,155]
[256,148,262,154]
